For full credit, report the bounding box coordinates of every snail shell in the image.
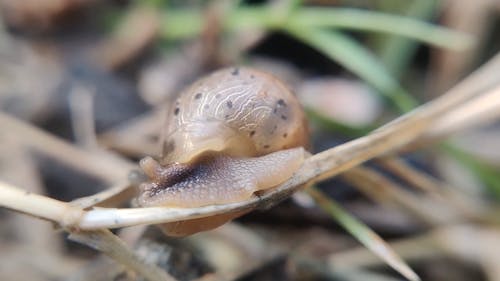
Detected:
[137,67,309,236]
[160,66,309,164]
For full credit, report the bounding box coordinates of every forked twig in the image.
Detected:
[0,181,178,281]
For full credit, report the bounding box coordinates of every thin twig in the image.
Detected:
[70,181,134,209]
[0,180,82,224]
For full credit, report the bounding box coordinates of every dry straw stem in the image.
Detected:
[92,6,160,70]
[378,157,443,194]
[98,108,165,157]
[70,181,134,209]
[327,228,438,271]
[327,224,500,279]
[0,113,135,183]
[377,157,488,221]
[0,180,83,224]
[307,186,420,281]
[418,84,500,145]
[68,84,98,148]
[341,167,448,225]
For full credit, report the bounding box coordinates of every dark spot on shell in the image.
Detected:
[277,99,287,107]
[231,68,239,76]
[281,115,287,120]
[263,145,270,149]
[147,135,159,142]
[225,114,230,119]
[249,130,256,137]
[226,100,233,108]
[273,107,278,114]
[194,93,202,99]
[163,141,175,154]
[215,94,221,99]
[283,133,288,138]
[174,108,180,115]
[204,104,209,110]
[250,74,255,79]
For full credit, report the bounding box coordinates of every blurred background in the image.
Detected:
[0,0,499,280]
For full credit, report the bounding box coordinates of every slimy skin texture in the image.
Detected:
[138,148,305,208]
[138,148,305,236]
[137,67,309,236]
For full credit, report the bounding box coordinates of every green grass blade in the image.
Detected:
[289,7,474,51]
[161,9,204,39]
[443,144,500,199]
[305,107,375,137]
[286,27,418,112]
[378,0,439,76]
[307,186,420,281]
[161,6,473,53]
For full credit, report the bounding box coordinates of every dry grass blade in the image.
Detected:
[0,113,134,183]
[418,84,500,145]
[327,230,438,271]
[308,186,420,281]
[377,157,487,221]
[377,157,442,194]
[69,229,178,281]
[341,167,446,225]
[327,224,500,278]
[68,84,98,148]
[98,109,165,157]
[70,181,134,209]
[91,6,160,70]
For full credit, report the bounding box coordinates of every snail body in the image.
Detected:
[138,67,309,236]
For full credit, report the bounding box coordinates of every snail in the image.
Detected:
[137,67,309,236]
